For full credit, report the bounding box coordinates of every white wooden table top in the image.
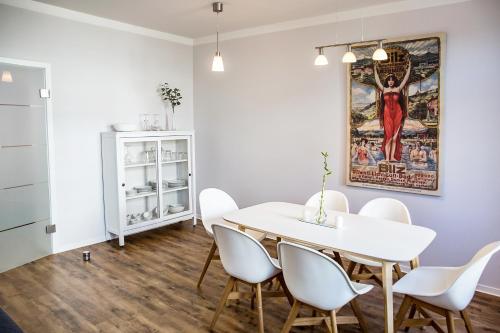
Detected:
[223,202,436,263]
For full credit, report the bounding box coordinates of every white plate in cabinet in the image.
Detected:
[101,131,196,246]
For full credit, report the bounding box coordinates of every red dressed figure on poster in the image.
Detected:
[375,63,411,162]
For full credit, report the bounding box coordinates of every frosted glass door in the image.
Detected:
[160,137,192,217]
[122,139,160,228]
[0,62,52,272]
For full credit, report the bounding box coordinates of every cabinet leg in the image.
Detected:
[192,217,197,226]
[119,235,125,247]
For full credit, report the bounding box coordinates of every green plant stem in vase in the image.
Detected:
[316,151,332,224]
[158,83,182,130]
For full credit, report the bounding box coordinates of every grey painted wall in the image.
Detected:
[0,4,194,252]
[194,0,500,290]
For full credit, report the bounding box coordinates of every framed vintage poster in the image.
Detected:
[346,33,445,196]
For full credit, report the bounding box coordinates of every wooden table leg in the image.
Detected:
[382,261,395,333]
[410,257,420,270]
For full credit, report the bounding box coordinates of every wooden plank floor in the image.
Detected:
[0,220,499,332]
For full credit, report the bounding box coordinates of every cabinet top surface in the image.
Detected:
[102,130,194,138]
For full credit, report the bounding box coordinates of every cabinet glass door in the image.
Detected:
[160,137,191,218]
[122,138,160,227]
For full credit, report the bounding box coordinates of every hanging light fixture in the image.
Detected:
[372,40,388,61]
[342,45,357,63]
[314,48,328,66]
[1,70,13,83]
[211,2,224,72]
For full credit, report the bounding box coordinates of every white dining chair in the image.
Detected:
[305,190,350,213]
[343,198,411,285]
[278,241,372,333]
[394,241,500,333]
[305,190,349,266]
[210,224,291,333]
[197,188,266,288]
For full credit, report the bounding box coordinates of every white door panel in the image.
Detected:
[0,219,51,272]
[0,105,47,145]
[0,145,48,188]
[0,61,52,272]
[0,183,50,232]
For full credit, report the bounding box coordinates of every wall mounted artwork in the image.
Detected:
[347,33,445,196]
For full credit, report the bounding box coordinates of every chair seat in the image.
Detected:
[393,266,463,311]
[394,266,462,297]
[343,253,382,267]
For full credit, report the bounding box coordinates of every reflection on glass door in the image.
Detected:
[0,61,52,272]
[160,137,192,217]
[123,139,160,227]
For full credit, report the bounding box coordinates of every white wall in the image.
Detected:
[194,0,500,291]
[0,4,194,252]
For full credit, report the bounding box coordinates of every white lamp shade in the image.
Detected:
[373,47,388,61]
[212,52,224,72]
[1,70,13,83]
[314,54,328,66]
[342,51,357,63]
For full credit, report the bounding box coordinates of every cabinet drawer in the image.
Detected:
[0,145,48,189]
[0,105,47,146]
[0,183,50,232]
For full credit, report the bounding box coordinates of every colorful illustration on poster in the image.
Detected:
[347,34,444,195]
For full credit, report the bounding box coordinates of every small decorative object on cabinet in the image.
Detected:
[101,131,196,246]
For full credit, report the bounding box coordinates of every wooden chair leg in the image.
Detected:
[277,273,294,306]
[347,261,357,277]
[256,282,264,333]
[356,264,365,282]
[418,306,446,333]
[394,295,412,330]
[350,299,368,333]
[460,310,474,333]
[197,240,217,288]
[404,304,417,332]
[333,251,343,269]
[394,264,404,279]
[251,285,255,309]
[281,299,300,333]
[446,311,456,333]
[210,276,236,330]
[330,310,338,333]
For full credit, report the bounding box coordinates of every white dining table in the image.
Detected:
[222,202,436,333]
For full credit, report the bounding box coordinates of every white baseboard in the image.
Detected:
[476,284,500,297]
[52,235,107,254]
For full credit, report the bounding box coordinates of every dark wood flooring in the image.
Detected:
[0,220,499,332]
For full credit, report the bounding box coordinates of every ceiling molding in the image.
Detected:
[194,0,471,45]
[0,0,194,46]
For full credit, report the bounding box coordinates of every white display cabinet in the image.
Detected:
[101,131,196,246]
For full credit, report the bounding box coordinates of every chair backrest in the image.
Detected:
[359,198,411,224]
[440,241,500,311]
[305,190,349,213]
[199,188,238,236]
[277,241,360,311]
[212,224,279,284]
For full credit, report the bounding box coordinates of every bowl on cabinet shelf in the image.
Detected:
[134,185,153,193]
[112,123,140,132]
[168,204,185,214]
[167,179,186,188]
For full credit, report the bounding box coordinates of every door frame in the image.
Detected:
[0,56,55,253]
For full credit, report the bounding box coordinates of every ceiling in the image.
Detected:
[34,0,401,38]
